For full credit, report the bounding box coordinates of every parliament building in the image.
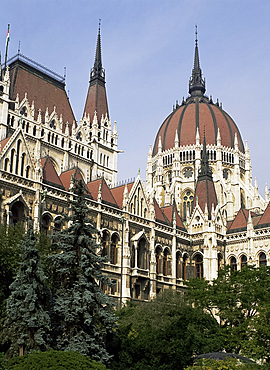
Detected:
[0,27,269,306]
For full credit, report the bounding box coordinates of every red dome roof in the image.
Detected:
[152,96,244,156]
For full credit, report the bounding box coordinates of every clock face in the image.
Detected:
[184,168,193,179]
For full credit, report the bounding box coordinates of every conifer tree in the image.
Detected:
[2,225,51,357]
[49,179,116,364]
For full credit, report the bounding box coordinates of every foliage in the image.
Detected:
[1,227,51,357]
[185,357,264,369]
[48,179,116,364]
[185,265,270,362]
[6,350,107,369]
[0,223,24,321]
[111,290,222,370]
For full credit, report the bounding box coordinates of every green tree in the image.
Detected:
[185,266,270,361]
[6,350,107,370]
[0,223,24,322]
[1,226,51,357]
[48,179,116,364]
[111,290,221,370]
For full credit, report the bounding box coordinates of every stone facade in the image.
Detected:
[0,28,269,307]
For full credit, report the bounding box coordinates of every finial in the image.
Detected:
[195,24,198,46]
[99,18,101,31]
[18,40,20,55]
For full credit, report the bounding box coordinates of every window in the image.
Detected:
[155,247,162,274]
[110,234,119,264]
[176,252,181,279]
[183,254,188,280]
[240,255,247,270]
[230,256,237,272]
[101,230,110,257]
[182,190,194,220]
[259,252,267,266]
[163,248,170,276]
[194,254,203,278]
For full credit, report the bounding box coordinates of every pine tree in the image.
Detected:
[2,225,51,357]
[49,179,116,364]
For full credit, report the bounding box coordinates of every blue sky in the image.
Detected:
[1,0,270,195]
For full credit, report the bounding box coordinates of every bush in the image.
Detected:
[6,350,107,369]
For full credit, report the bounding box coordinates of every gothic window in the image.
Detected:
[61,138,65,148]
[218,253,223,270]
[10,149,15,173]
[22,120,25,130]
[76,132,82,141]
[4,158,9,171]
[163,248,170,276]
[240,255,247,270]
[194,254,203,278]
[54,216,63,232]
[176,252,181,279]
[259,252,267,267]
[26,122,29,133]
[183,254,188,280]
[230,256,237,271]
[15,140,21,174]
[41,214,52,235]
[41,128,44,137]
[155,246,162,274]
[20,153,26,176]
[10,201,25,225]
[25,166,30,178]
[182,190,194,220]
[20,106,27,117]
[52,133,54,143]
[48,132,51,142]
[11,116,14,127]
[137,238,147,269]
[101,230,110,258]
[87,150,90,159]
[183,167,193,179]
[49,119,56,129]
[55,135,58,145]
[130,245,135,268]
[223,169,229,180]
[33,125,36,136]
[110,233,119,265]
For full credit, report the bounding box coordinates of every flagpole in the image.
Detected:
[4,24,10,70]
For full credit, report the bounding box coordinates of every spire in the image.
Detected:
[198,135,212,181]
[83,21,109,121]
[189,25,206,97]
[90,20,105,86]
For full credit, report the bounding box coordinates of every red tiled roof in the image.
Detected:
[152,98,244,156]
[111,182,134,208]
[9,59,75,133]
[0,136,12,150]
[227,208,249,231]
[83,82,109,122]
[193,178,218,219]
[59,168,85,190]
[87,178,118,207]
[154,199,169,224]
[161,203,186,230]
[257,202,270,226]
[41,156,64,189]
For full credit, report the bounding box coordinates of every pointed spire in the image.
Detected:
[198,135,212,181]
[90,20,105,86]
[189,25,206,97]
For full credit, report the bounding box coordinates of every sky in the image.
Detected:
[1,0,270,196]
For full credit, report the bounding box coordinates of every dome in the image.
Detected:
[152,33,244,156]
[152,96,244,156]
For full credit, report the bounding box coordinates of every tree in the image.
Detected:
[0,223,24,321]
[111,290,221,370]
[1,226,51,357]
[6,350,108,370]
[48,179,116,364]
[185,266,270,362]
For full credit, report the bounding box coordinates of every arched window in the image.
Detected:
[137,238,147,269]
[26,122,29,133]
[155,246,162,274]
[218,253,223,271]
[176,252,181,279]
[240,255,247,270]
[194,254,203,278]
[182,190,194,220]
[259,252,267,267]
[10,149,15,173]
[33,125,36,136]
[20,153,26,176]
[61,138,65,148]
[54,216,63,232]
[101,230,110,257]
[10,201,25,225]
[41,214,52,235]
[230,256,237,271]
[183,254,188,280]
[110,234,119,265]
[4,158,9,171]
[163,248,170,276]
[15,140,21,174]
[25,166,30,178]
